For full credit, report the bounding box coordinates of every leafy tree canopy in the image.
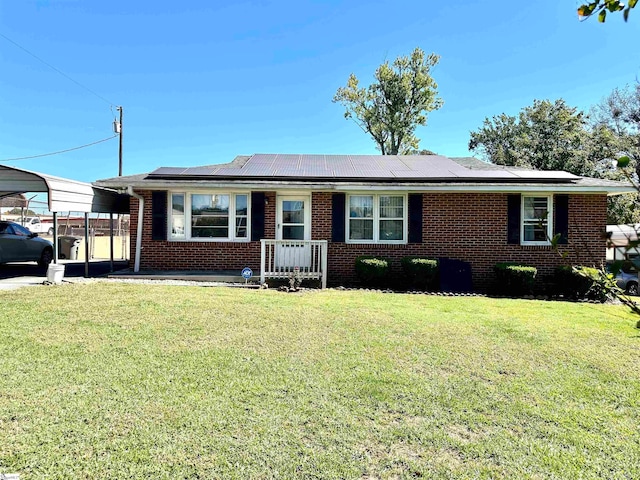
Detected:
[5,207,36,216]
[333,47,443,155]
[578,0,637,22]
[469,99,600,176]
[469,96,640,224]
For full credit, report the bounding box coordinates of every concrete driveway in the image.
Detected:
[0,260,129,290]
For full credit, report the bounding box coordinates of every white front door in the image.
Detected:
[276,196,311,268]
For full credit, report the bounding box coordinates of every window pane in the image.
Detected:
[236,194,248,216]
[171,216,185,238]
[349,219,374,240]
[282,200,304,224]
[524,223,548,242]
[190,194,230,238]
[193,216,228,227]
[192,227,229,238]
[171,194,185,238]
[523,197,548,221]
[172,194,184,214]
[349,196,373,218]
[379,220,403,240]
[379,196,403,218]
[192,194,229,214]
[283,225,304,240]
[236,217,247,238]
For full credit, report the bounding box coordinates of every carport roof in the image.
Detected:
[0,164,129,213]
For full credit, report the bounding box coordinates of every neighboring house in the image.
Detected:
[606,223,640,263]
[95,154,632,290]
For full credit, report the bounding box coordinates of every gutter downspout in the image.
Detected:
[128,186,144,272]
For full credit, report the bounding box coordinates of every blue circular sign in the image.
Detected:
[241,267,253,279]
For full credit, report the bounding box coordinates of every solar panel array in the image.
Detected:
[148,154,579,182]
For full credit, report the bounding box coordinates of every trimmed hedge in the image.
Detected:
[355,256,390,287]
[401,256,439,290]
[494,262,537,296]
[356,255,389,287]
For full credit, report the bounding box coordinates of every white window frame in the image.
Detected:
[168,191,251,242]
[346,193,407,244]
[521,194,553,246]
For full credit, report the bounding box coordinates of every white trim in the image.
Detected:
[276,195,311,241]
[101,180,633,196]
[346,193,408,245]
[520,194,553,246]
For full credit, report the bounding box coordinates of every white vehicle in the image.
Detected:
[20,217,54,235]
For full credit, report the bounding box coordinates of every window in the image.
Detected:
[521,195,552,245]
[347,194,406,243]
[168,192,250,241]
[171,193,185,239]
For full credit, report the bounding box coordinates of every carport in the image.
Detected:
[0,164,129,276]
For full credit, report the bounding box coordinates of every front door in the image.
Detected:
[276,196,311,268]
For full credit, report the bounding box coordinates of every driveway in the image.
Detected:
[0,260,129,290]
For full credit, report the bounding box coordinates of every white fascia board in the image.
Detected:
[109,179,633,196]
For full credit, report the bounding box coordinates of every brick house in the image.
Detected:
[95,154,631,290]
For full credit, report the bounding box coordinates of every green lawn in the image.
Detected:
[0,283,638,479]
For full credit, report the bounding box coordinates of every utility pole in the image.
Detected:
[116,106,123,176]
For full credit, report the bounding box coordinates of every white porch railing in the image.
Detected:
[260,239,328,288]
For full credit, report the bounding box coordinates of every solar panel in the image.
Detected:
[147,154,579,183]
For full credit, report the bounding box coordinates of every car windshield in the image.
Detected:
[12,223,31,236]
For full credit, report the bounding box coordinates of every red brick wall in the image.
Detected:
[312,192,607,290]
[131,190,607,291]
[130,190,276,273]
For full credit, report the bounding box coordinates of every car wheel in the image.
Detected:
[48,227,54,235]
[626,282,639,296]
[38,248,53,268]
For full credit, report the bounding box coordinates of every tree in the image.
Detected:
[406,148,438,155]
[577,0,637,22]
[469,99,598,176]
[333,47,443,155]
[468,98,637,224]
[590,85,640,223]
[6,207,36,216]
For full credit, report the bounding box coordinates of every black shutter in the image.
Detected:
[507,194,521,244]
[554,194,569,244]
[408,193,423,244]
[151,191,168,241]
[251,192,265,241]
[332,193,346,242]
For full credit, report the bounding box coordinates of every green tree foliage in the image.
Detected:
[406,148,438,155]
[469,99,599,176]
[469,96,640,224]
[6,207,36,216]
[590,85,640,223]
[333,48,443,155]
[578,0,637,22]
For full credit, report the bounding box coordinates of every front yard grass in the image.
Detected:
[0,282,638,478]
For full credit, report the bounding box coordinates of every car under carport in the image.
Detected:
[0,164,129,276]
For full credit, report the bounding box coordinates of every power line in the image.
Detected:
[0,31,115,106]
[0,135,118,162]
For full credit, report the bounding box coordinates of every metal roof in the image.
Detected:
[0,165,129,213]
[146,154,580,182]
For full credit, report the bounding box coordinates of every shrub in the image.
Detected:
[355,256,390,287]
[553,265,610,301]
[494,262,537,296]
[401,256,439,290]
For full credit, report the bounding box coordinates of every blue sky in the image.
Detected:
[0,0,638,184]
